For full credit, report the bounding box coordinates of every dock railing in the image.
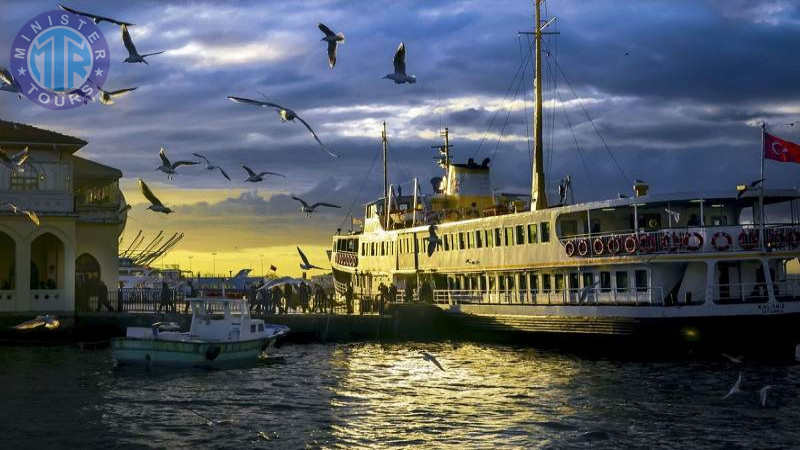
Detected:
[433,287,666,306]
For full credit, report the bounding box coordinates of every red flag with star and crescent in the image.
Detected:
[765,132,800,164]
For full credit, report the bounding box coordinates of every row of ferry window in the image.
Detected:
[360,222,552,257]
[447,270,649,293]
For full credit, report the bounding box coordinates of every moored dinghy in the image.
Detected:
[111,298,289,367]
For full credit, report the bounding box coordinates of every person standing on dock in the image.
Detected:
[271,286,282,314]
[158,282,173,313]
[378,282,388,315]
[388,283,398,305]
[345,282,354,314]
[299,283,310,313]
[283,283,293,314]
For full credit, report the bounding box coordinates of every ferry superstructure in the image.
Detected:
[329,0,800,344]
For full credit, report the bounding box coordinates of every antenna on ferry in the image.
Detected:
[382,121,389,203]
[520,0,558,211]
[431,127,453,174]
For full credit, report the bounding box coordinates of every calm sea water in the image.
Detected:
[1,342,799,449]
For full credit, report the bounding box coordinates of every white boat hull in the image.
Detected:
[111,336,279,367]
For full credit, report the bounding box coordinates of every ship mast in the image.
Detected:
[382,121,389,202]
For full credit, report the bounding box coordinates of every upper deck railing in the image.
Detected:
[559,224,800,258]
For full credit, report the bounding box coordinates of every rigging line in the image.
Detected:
[553,58,632,187]
[471,42,533,159]
[555,82,595,195]
[518,34,533,171]
[547,30,559,183]
[337,143,382,230]
[489,59,527,163]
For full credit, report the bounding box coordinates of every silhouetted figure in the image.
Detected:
[388,283,398,305]
[283,284,293,314]
[157,282,172,313]
[377,282,388,314]
[271,286,283,314]
[687,214,700,227]
[345,283,354,314]
[404,279,416,303]
[299,283,310,313]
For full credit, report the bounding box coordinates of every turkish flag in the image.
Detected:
[765,132,800,163]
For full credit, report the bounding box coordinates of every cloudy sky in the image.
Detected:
[2,0,800,277]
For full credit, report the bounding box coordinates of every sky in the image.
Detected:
[1,0,800,277]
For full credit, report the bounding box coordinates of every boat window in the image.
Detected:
[515,225,525,245]
[507,275,515,290]
[459,232,465,249]
[527,224,538,244]
[554,274,564,292]
[504,227,513,246]
[616,271,629,292]
[582,272,594,289]
[361,243,366,256]
[494,228,503,247]
[475,230,483,248]
[498,275,506,291]
[467,232,475,249]
[443,234,450,251]
[711,215,728,226]
[635,270,648,292]
[486,229,494,247]
[530,272,539,293]
[542,274,551,292]
[381,242,385,256]
[258,324,264,332]
[540,222,551,242]
[560,220,578,238]
[600,272,611,292]
[568,273,579,291]
[251,324,256,332]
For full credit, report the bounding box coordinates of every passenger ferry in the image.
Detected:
[329,1,800,347]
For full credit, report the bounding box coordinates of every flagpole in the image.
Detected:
[760,122,766,251]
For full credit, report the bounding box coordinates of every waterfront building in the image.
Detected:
[0,120,126,312]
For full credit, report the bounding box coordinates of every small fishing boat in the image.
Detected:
[111,298,289,367]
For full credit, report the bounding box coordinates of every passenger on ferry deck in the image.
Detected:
[345,283,354,314]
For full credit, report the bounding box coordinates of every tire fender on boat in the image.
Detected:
[205,345,222,361]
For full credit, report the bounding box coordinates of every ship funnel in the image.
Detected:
[634,180,649,197]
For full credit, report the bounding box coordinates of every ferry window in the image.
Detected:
[499,275,506,291]
[635,270,648,292]
[489,275,496,292]
[258,324,264,332]
[381,242,385,256]
[371,242,376,256]
[475,230,483,248]
[486,229,494,247]
[600,272,611,292]
[361,243,366,256]
[458,232,465,250]
[494,228,503,247]
[541,274,551,292]
[479,276,486,291]
[568,273,579,291]
[515,225,525,245]
[10,171,39,191]
[251,324,256,332]
[540,222,551,242]
[467,232,475,249]
[616,271,629,292]
[507,275,515,290]
[561,220,578,238]
[504,227,514,246]
[555,274,564,292]
[527,224,538,244]
[530,273,539,293]
[582,272,594,289]
[444,234,450,251]
[711,215,728,226]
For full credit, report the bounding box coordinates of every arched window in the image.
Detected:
[30,233,64,289]
[0,232,15,290]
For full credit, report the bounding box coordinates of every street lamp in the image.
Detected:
[212,252,217,277]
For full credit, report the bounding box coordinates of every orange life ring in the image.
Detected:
[684,231,704,251]
[607,237,621,254]
[638,234,655,253]
[577,239,590,257]
[738,230,758,250]
[711,231,732,251]
[593,238,605,255]
[660,233,680,253]
[565,240,576,257]
[624,235,638,254]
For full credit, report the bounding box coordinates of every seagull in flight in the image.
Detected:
[0,202,40,226]
[96,86,137,105]
[419,351,445,371]
[297,246,323,271]
[59,4,134,26]
[228,96,339,158]
[13,315,60,330]
[290,196,341,217]
[664,208,680,224]
[423,225,441,257]
[759,385,774,408]
[736,178,765,199]
[138,178,173,214]
[0,146,29,173]
[318,23,345,68]
[242,164,285,183]
[193,153,230,180]
[722,372,742,400]
[721,353,743,364]
[383,42,416,84]
[0,67,22,99]
[121,25,165,64]
[157,147,198,180]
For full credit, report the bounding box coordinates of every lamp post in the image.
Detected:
[212,252,217,277]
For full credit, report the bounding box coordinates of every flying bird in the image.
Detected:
[242,164,285,183]
[121,25,165,64]
[193,153,231,180]
[318,23,345,68]
[96,86,137,105]
[721,353,743,364]
[0,146,29,173]
[138,178,173,214]
[290,196,341,217]
[736,178,765,199]
[0,202,40,226]
[157,147,198,180]
[58,4,134,26]
[722,372,742,400]
[13,315,60,330]
[759,385,774,408]
[383,42,417,84]
[664,208,681,224]
[419,351,445,371]
[228,96,339,158]
[0,67,22,99]
[423,225,441,257]
[297,246,323,271]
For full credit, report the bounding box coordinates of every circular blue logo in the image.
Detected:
[10,10,110,110]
